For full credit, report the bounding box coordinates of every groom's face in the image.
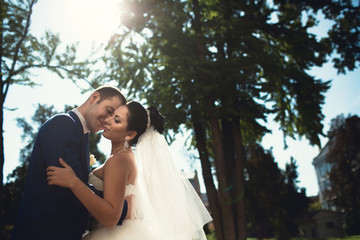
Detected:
[85,95,124,133]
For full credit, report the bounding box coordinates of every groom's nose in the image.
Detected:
[104,116,112,125]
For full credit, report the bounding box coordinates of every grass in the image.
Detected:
[206,234,360,240]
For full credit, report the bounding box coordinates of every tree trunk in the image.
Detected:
[192,0,237,238]
[232,119,247,240]
[208,114,237,240]
[193,121,225,240]
[221,119,235,187]
[221,117,247,240]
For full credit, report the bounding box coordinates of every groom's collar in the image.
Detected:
[72,108,90,134]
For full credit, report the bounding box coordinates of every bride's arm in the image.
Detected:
[47,157,130,229]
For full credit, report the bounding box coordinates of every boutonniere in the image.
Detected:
[89,154,97,167]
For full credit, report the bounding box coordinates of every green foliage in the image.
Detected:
[245,144,309,239]
[101,0,341,147]
[1,0,92,95]
[308,200,322,212]
[97,0,359,239]
[206,231,217,240]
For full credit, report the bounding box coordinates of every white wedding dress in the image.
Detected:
[82,128,212,240]
[82,173,157,240]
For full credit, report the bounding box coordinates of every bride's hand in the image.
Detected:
[47,158,77,189]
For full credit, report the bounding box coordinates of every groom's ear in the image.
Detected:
[89,92,101,104]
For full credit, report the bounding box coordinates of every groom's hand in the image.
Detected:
[47,158,77,189]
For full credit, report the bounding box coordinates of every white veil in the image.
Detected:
[134,127,213,240]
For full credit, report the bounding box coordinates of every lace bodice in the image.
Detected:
[88,172,136,197]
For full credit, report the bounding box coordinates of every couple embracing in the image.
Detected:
[10,86,212,240]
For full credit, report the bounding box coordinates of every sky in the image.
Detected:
[3,0,360,196]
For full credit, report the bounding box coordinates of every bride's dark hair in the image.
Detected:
[126,101,165,145]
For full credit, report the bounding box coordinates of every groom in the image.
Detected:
[10,86,127,240]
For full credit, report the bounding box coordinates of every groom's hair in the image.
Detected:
[94,85,126,105]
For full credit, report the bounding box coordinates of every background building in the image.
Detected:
[312,143,337,211]
[296,210,343,238]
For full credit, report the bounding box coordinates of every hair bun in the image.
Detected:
[148,106,165,134]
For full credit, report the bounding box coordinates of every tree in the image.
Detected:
[0,104,105,239]
[95,1,358,239]
[1,0,93,189]
[278,157,309,239]
[245,145,309,239]
[283,0,360,74]
[245,145,285,239]
[326,114,360,235]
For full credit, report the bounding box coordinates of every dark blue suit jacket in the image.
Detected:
[10,111,127,240]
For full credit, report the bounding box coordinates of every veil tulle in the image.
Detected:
[134,127,212,240]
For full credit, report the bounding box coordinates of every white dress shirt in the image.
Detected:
[72,108,90,134]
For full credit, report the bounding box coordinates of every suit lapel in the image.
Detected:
[68,111,83,133]
[68,110,90,176]
[84,133,90,174]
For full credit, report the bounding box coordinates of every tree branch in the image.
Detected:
[6,63,92,87]
[4,0,36,98]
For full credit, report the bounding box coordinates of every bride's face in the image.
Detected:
[102,105,129,142]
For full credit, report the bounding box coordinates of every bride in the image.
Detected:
[46,101,212,239]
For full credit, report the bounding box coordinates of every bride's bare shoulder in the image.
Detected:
[104,151,134,171]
